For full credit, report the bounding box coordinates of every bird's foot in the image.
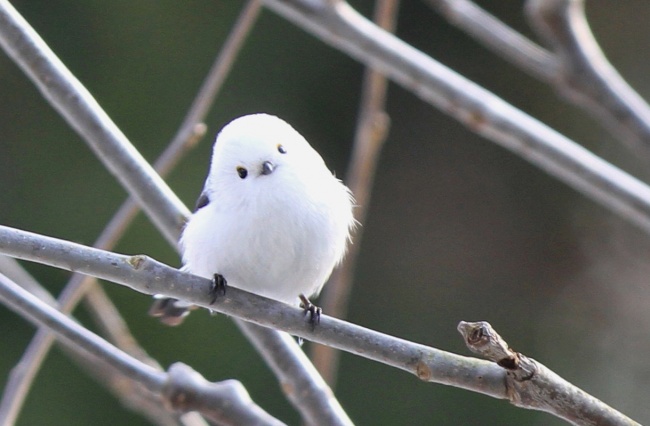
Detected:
[209,273,228,304]
[299,294,322,329]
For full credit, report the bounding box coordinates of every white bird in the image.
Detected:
[150,113,355,325]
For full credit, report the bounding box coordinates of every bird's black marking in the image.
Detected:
[209,273,228,304]
[299,293,322,330]
[194,192,209,211]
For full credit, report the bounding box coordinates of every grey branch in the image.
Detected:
[0,272,284,426]
[313,0,397,387]
[526,0,650,150]
[424,0,650,148]
[0,0,188,246]
[0,225,638,424]
[262,0,650,235]
[458,321,640,426]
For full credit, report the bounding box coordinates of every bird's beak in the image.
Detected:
[261,161,275,175]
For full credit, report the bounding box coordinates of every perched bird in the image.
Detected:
[150,113,355,325]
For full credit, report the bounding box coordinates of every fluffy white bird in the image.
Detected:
[150,113,355,325]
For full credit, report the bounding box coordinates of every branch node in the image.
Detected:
[126,255,147,270]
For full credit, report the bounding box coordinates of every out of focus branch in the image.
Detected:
[458,321,640,426]
[0,225,640,425]
[525,0,650,152]
[313,0,397,387]
[262,0,650,235]
[0,273,284,426]
[0,0,187,246]
[424,0,650,150]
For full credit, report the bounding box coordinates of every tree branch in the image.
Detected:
[0,0,188,246]
[424,0,650,149]
[262,0,650,235]
[0,273,284,426]
[458,321,640,426]
[526,0,650,151]
[313,0,397,387]
[0,224,638,424]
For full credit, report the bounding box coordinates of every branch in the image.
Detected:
[0,0,188,246]
[313,0,397,387]
[423,0,559,81]
[0,273,284,426]
[262,0,650,235]
[458,321,640,426]
[526,0,650,150]
[424,0,650,149]
[0,225,638,425]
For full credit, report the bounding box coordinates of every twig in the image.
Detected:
[423,0,559,81]
[312,0,397,387]
[0,273,285,426]
[424,0,650,149]
[262,0,650,235]
[2,224,639,425]
[238,323,352,426]
[525,0,650,151]
[458,321,640,426]
[0,0,188,246]
[0,273,166,392]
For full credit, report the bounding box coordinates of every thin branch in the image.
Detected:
[313,0,397,387]
[458,321,640,426]
[0,111,203,426]
[0,273,166,392]
[424,0,650,149]
[1,225,639,425]
[0,0,188,246]
[423,0,559,81]
[262,0,650,235]
[169,0,262,150]
[0,264,189,426]
[525,0,650,151]
[0,273,285,426]
[237,324,352,426]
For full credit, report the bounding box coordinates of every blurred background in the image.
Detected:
[1,0,649,424]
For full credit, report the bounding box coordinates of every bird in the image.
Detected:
[149,113,355,326]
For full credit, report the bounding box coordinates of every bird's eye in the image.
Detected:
[277,144,287,154]
[236,166,248,179]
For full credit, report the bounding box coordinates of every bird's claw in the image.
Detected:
[209,273,228,304]
[299,294,322,329]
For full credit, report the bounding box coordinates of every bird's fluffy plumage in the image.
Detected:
[179,113,354,306]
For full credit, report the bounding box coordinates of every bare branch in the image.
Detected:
[458,321,640,426]
[313,0,397,387]
[424,0,650,149]
[0,224,505,396]
[0,0,188,245]
[238,324,352,426]
[423,0,559,80]
[0,273,284,426]
[0,273,166,392]
[526,0,650,150]
[262,0,650,235]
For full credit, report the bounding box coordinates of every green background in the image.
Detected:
[1,1,649,425]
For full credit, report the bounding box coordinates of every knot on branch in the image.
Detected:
[457,321,536,381]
